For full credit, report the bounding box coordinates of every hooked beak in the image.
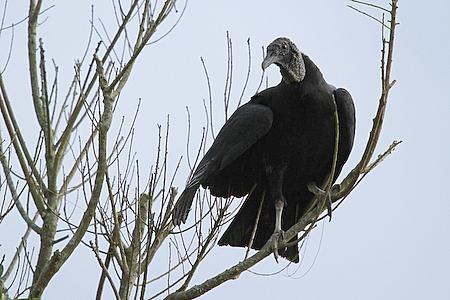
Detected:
[261,50,278,71]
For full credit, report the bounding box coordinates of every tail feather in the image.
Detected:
[173,160,212,226]
[218,187,264,247]
[172,183,199,225]
[218,187,300,263]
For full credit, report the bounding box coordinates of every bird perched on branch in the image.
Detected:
[173,37,356,262]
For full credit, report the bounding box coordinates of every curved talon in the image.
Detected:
[307,182,333,221]
[331,183,341,194]
[325,192,333,221]
[307,182,324,195]
[268,230,285,263]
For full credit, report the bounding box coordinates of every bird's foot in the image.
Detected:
[307,182,334,221]
[267,230,285,263]
[331,183,341,195]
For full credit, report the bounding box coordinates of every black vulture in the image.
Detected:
[173,37,356,262]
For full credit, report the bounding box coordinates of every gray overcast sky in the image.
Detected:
[1,0,449,299]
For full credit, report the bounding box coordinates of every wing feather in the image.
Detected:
[334,88,356,177]
[195,103,273,176]
[173,103,273,225]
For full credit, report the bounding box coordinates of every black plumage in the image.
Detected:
[173,37,356,262]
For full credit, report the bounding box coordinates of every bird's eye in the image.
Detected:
[282,44,288,50]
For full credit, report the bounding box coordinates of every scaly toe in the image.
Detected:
[307,181,333,221]
[268,230,285,263]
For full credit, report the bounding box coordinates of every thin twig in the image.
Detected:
[347,5,390,29]
[90,241,121,300]
[350,0,390,12]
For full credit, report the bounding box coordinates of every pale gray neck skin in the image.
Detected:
[279,53,305,84]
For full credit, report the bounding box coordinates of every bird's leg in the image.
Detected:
[269,197,286,263]
[275,199,283,234]
[265,166,286,263]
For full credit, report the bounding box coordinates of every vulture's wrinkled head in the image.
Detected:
[262,37,305,84]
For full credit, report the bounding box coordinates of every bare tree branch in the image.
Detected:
[29,55,115,297]
[0,133,41,233]
[0,75,47,216]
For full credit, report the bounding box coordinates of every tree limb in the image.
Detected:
[29,56,114,297]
